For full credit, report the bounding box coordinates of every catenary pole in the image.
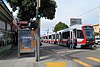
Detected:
[98,6,100,34]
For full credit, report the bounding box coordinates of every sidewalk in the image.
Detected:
[0,47,36,67]
[0,58,35,67]
[0,45,82,67]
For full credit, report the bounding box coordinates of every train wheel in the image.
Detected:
[89,45,96,50]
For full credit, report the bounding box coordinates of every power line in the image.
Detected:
[65,6,98,25]
[78,6,98,17]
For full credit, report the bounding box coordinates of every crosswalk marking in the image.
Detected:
[86,57,100,63]
[45,62,66,67]
[73,59,93,67]
[44,57,100,67]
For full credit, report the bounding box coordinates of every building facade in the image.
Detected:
[93,24,99,33]
[0,0,16,53]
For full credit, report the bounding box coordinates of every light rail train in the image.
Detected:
[41,24,95,49]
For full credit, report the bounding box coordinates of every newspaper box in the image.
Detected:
[18,29,35,57]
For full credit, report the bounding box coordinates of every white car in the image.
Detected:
[95,38,100,45]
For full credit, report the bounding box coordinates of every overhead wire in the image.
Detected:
[78,6,98,17]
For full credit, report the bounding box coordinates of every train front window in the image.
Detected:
[84,29,94,39]
[83,26,94,39]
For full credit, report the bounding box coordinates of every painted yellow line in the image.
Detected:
[73,59,92,67]
[86,57,100,63]
[45,62,66,67]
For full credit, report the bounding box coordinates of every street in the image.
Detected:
[0,43,100,67]
[38,43,100,67]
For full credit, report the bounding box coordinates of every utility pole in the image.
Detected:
[98,6,100,34]
[35,0,41,62]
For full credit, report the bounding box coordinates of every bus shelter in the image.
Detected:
[18,29,36,57]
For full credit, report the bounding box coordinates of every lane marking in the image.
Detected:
[86,57,100,63]
[56,49,88,54]
[66,50,88,52]
[73,59,92,67]
[45,62,66,67]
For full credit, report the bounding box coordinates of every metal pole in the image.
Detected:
[35,0,41,62]
[98,7,100,35]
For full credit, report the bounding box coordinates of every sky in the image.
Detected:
[4,0,100,35]
[41,0,100,36]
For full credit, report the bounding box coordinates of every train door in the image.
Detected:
[70,30,73,41]
[73,29,77,47]
[58,32,61,45]
[70,29,75,45]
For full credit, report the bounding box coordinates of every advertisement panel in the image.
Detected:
[18,29,35,57]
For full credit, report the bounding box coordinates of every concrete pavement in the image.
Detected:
[0,44,100,67]
[0,58,35,67]
[0,45,80,67]
[0,47,35,67]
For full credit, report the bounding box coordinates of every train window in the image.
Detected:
[62,31,70,39]
[84,28,94,39]
[62,32,66,39]
[46,36,47,39]
[53,34,55,39]
[67,31,70,38]
[71,31,72,39]
[49,35,51,39]
[77,30,84,38]
[59,32,62,39]
[56,34,59,39]
[73,29,76,37]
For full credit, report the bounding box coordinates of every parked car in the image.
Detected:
[95,37,100,45]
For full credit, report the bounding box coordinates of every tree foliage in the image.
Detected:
[53,22,69,32]
[94,32,100,36]
[7,0,57,21]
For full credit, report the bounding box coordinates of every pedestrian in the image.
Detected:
[70,39,74,49]
[73,37,77,48]
[67,37,70,49]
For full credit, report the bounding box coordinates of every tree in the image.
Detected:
[94,32,100,36]
[53,22,69,32]
[6,0,57,21]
